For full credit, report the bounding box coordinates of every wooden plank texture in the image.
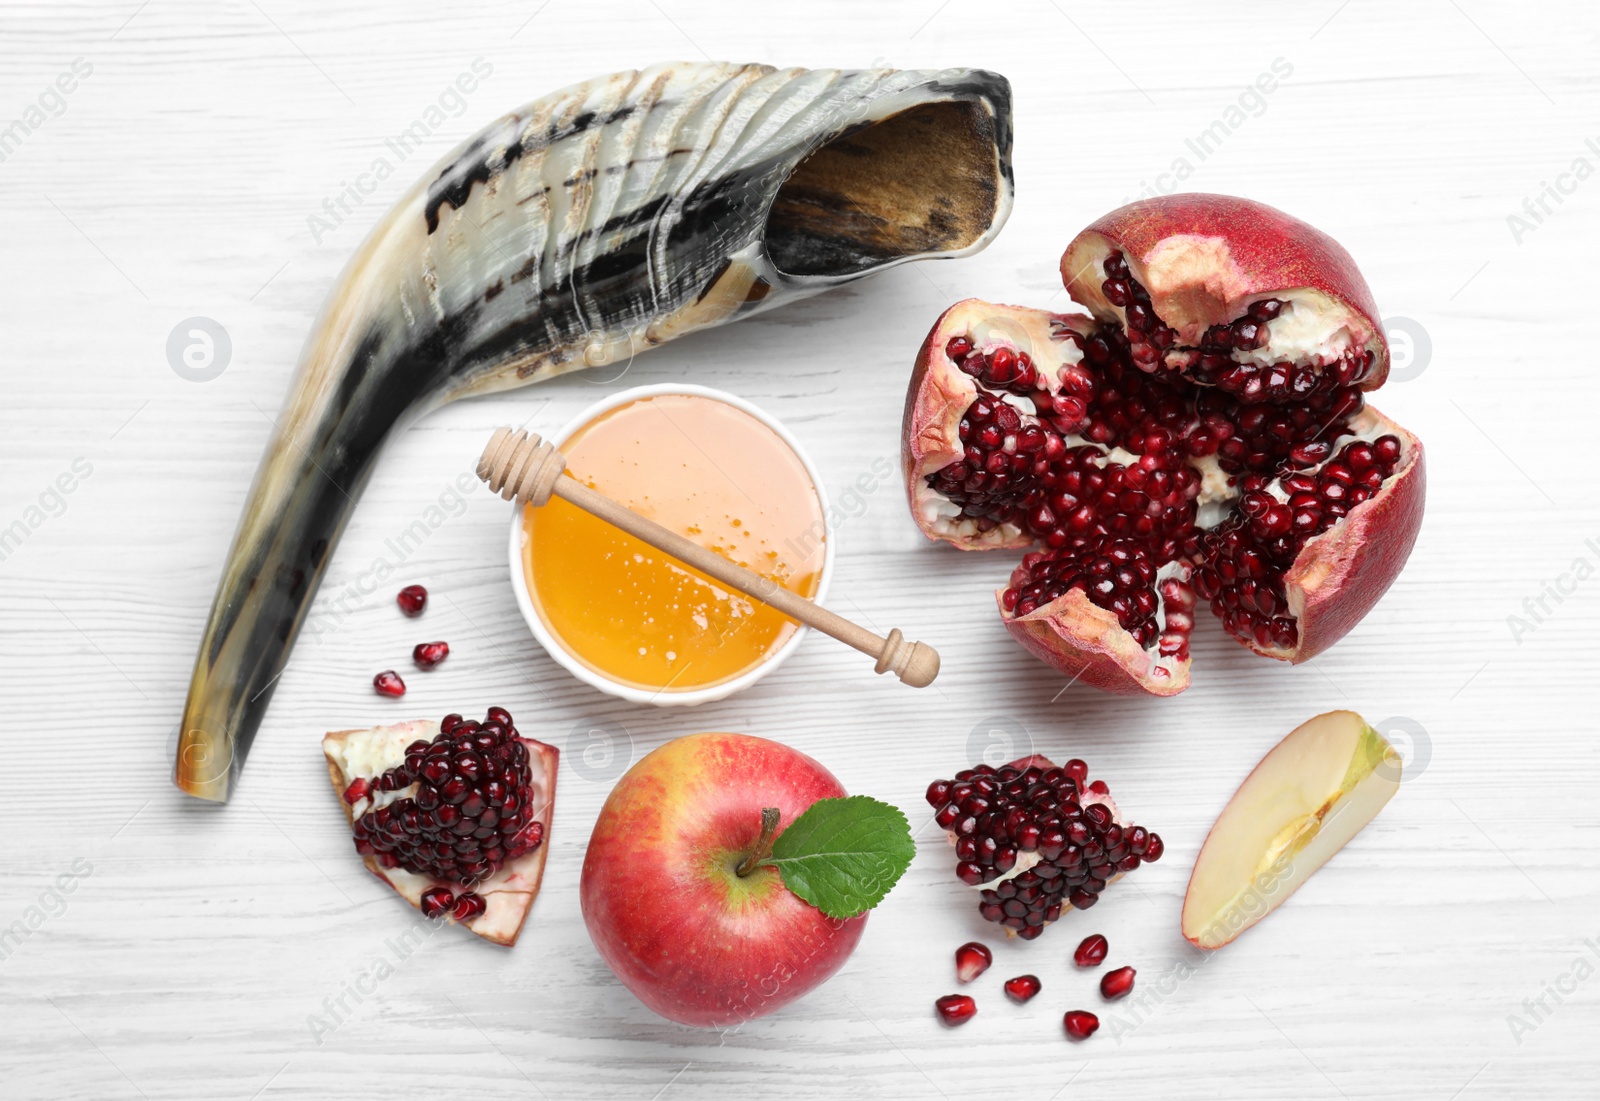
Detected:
[0,2,1595,1098]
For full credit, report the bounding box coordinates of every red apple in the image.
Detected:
[580,732,867,1028]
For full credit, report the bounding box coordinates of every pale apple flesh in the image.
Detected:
[1181,710,1400,949]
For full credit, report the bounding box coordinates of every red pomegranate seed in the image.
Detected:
[452,891,487,922]
[1063,1010,1100,1040]
[412,641,450,669]
[373,670,406,697]
[397,584,427,616]
[1003,975,1041,1003]
[935,994,977,1026]
[954,941,992,983]
[419,886,454,918]
[342,778,371,805]
[1100,966,1136,1000]
[1073,933,1108,968]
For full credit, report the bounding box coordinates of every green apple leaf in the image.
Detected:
[762,796,914,919]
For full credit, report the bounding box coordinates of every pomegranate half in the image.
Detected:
[323,707,557,945]
[903,194,1424,694]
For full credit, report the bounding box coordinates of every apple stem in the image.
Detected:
[735,807,782,877]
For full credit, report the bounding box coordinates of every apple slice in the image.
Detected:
[1182,710,1401,949]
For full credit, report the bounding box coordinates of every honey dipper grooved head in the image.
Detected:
[478,428,565,506]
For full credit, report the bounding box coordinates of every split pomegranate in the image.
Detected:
[373,670,406,697]
[955,941,992,983]
[1063,1010,1100,1040]
[1003,974,1042,1003]
[927,755,1161,939]
[323,707,559,946]
[902,195,1425,694]
[397,584,428,616]
[412,641,450,669]
[935,994,977,1026]
[1073,933,1108,968]
[1100,965,1136,1000]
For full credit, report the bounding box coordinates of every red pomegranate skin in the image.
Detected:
[1001,588,1190,695]
[1062,193,1388,384]
[901,301,1048,555]
[580,733,866,1028]
[1278,418,1425,662]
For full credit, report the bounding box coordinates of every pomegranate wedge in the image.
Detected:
[903,194,1425,695]
[323,708,557,946]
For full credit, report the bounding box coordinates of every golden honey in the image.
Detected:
[523,393,826,692]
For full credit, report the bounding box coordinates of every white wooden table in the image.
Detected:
[2,2,1594,1097]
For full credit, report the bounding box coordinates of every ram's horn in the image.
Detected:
[174,62,1013,801]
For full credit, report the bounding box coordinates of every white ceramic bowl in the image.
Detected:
[507,384,834,706]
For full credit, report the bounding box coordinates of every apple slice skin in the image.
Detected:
[580,732,866,1028]
[1181,711,1400,950]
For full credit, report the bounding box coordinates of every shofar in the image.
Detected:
[175,62,1013,801]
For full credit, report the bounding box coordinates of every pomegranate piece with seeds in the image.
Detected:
[397,584,428,616]
[373,671,406,697]
[1100,965,1136,1000]
[322,707,559,946]
[412,641,449,669]
[1063,1010,1100,1040]
[927,755,1162,939]
[1073,933,1108,968]
[902,194,1425,695]
[1003,974,1042,1003]
[935,994,977,1026]
[955,941,992,983]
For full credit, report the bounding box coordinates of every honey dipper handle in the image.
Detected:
[477,428,939,688]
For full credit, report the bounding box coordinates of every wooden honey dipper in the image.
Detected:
[477,427,940,688]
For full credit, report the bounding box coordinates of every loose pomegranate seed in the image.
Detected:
[419,886,454,918]
[1100,965,1136,1000]
[1003,975,1041,1003]
[373,671,406,697]
[347,707,541,888]
[342,778,371,805]
[412,641,450,669]
[396,584,428,616]
[955,941,992,983]
[1063,1010,1100,1040]
[452,891,487,922]
[1073,933,1108,968]
[935,994,977,1026]
[928,755,1158,937]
